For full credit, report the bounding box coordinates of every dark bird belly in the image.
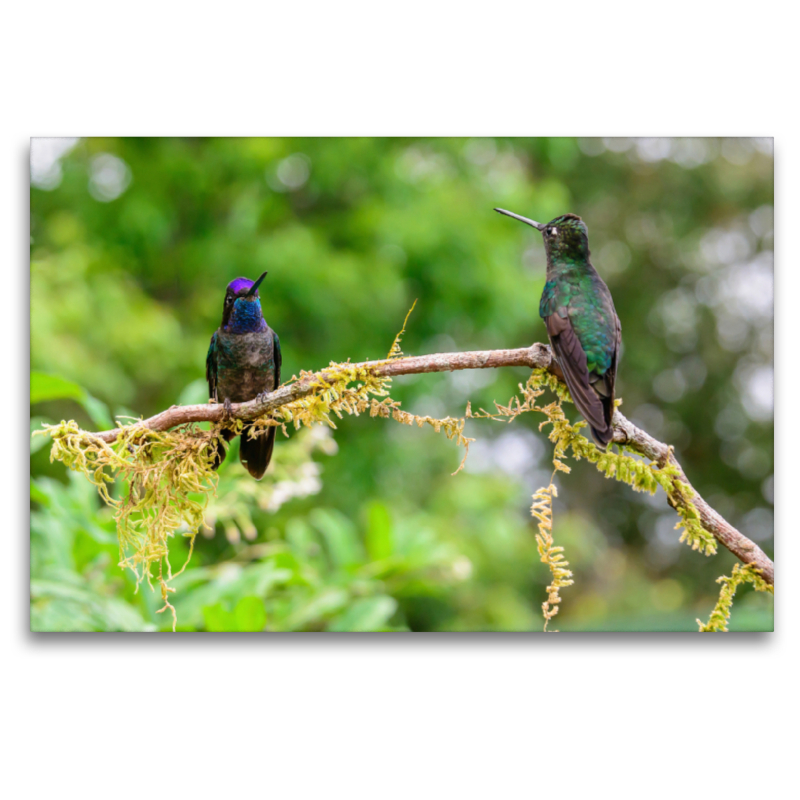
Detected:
[214,330,276,403]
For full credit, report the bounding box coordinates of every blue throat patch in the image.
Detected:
[225,297,267,334]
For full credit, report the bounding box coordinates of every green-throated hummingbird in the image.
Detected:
[496,209,621,447]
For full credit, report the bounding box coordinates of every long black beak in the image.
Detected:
[246,271,268,298]
[494,208,543,231]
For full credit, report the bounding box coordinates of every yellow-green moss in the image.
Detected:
[531,481,573,632]
[697,563,774,632]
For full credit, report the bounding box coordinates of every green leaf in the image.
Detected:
[365,501,393,560]
[30,417,51,454]
[329,596,398,632]
[30,372,85,404]
[177,378,210,407]
[234,596,267,631]
[286,588,349,630]
[31,576,151,632]
[310,508,363,569]
[285,518,323,563]
[30,371,113,429]
[81,393,114,430]
[202,603,236,632]
[237,562,294,596]
[30,478,50,507]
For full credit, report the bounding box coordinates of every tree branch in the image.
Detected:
[610,413,774,584]
[87,343,774,585]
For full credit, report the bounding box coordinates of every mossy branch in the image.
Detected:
[607,410,772,584]
[88,344,551,443]
[38,342,773,588]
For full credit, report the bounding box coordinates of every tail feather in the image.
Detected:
[588,376,615,448]
[239,423,276,481]
[589,412,614,449]
[209,428,235,471]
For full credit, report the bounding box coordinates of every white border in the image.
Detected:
[6,3,793,797]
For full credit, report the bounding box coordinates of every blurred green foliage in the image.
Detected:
[30,137,773,631]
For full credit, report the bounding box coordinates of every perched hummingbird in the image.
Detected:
[495,209,621,447]
[206,271,282,479]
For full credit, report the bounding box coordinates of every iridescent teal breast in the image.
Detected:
[225,297,267,334]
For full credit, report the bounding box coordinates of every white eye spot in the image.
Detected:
[550,227,558,236]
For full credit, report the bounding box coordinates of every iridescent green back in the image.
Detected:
[539,215,618,377]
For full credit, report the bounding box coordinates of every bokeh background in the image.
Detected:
[30,137,774,632]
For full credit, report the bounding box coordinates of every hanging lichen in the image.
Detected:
[531,481,573,631]
[40,418,218,627]
[697,563,774,632]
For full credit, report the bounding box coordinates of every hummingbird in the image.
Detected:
[206,271,282,479]
[495,209,621,448]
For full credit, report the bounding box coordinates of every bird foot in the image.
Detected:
[255,390,271,404]
[222,397,233,420]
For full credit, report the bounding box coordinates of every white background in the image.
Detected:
[5,2,794,798]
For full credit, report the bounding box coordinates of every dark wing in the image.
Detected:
[611,312,622,392]
[592,311,620,446]
[273,330,281,389]
[592,311,622,402]
[206,331,218,401]
[545,311,613,446]
[205,331,232,470]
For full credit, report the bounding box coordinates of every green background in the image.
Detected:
[30,137,774,631]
